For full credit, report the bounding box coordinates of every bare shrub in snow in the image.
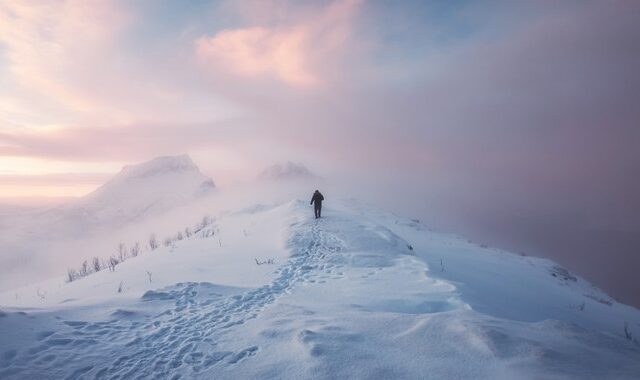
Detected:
[79,260,90,277]
[255,258,275,265]
[200,215,212,229]
[130,242,141,257]
[108,256,119,272]
[117,243,128,262]
[66,269,78,283]
[62,215,225,282]
[149,234,159,250]
[624,321,634,342]
[92,257,102,272]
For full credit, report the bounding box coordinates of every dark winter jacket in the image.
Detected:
[310,191,324,206]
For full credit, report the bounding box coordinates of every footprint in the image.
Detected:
[203,351,232,367]
[63,321,88,329]
[227,346,258,364]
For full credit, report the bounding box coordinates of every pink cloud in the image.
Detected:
[195,0,363,87]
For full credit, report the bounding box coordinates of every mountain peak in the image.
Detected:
[65,155,215,228]
[258,161,315,180]
[118,154,198,181]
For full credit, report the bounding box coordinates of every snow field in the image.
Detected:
[0,199,639,379]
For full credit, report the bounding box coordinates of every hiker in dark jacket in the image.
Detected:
[310,190,324,219]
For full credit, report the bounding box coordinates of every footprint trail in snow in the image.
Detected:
[2,212,383,379]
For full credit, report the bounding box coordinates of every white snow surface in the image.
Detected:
[1,197,639,379]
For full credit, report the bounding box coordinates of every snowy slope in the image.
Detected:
[1,197,639,379]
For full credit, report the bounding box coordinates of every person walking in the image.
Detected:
[310,190,324,219]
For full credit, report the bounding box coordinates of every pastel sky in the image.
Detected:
[1,1,640,302]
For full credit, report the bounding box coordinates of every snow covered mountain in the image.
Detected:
[258,161,315,181]
[0,155,217,294]
[51,154,216,232]
[1,195,639,379]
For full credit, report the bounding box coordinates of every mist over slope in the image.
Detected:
[55,154,215,231]
[0,155,217,293]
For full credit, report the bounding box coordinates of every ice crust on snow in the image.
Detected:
[0,195,639,379]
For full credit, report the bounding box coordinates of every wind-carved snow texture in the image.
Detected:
[2,202,639,379]
[1,208,353,379]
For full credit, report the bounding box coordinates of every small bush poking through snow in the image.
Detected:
[93,257,102,272]
[148,234,159,251]
[130,242,140,257]
[117,243,128,262]
[624,321,634,342]
[255,258,275,265]
[108,256,119,272]
[64,214,218,282]
[79,260,90,277]
[66,268,79,283]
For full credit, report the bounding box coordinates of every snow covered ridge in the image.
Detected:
[1,199,639,379]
